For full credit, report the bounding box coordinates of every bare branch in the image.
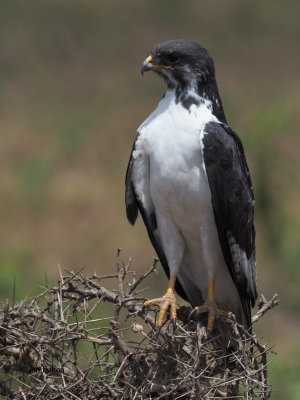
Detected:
[0,250,276,399]
[252,293,279,324]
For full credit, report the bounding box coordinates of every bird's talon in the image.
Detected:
[155,325,166,340]
[206,329,213,340]
[188,308,197,321]
[230,312,236,324]
[143,281,177,330]
[171,318,176,333]
[189,279,237,331]
[155,325,162,337]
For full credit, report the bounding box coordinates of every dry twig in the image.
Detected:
[0,251,277,399]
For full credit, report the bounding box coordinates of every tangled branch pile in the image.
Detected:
[0,251,278,399]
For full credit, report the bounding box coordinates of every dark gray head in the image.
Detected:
[141,40,226,123]
[141,40,215,90]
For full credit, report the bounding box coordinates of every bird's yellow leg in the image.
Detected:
[143,272,177,329]
[194,278,233,332]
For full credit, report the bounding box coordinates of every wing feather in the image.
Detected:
[202,122,257,328]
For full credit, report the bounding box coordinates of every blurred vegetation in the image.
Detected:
[0,1,299,398]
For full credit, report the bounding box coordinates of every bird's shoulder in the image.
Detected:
[201,121,236,154]
[201,121,254,197]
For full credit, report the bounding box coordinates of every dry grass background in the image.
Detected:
[0,1,299,398]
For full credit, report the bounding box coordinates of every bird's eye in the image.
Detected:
[167,53,179,64]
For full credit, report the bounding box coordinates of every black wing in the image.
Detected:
[202,122,257,329]
[125,134,189,301]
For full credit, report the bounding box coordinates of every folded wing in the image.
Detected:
[202,122,257,328]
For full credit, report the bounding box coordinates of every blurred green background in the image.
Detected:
[0,0,299,398]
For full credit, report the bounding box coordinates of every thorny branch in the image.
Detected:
[251,293,279,324]
[0,251,277,399]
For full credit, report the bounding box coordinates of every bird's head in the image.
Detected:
[141,40,215,90]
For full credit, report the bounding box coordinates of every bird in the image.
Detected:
[125,40,257,334]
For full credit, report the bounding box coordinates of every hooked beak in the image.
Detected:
[141,55,171,76]
[141,55,153,76]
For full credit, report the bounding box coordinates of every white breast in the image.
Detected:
[138,90,217,229]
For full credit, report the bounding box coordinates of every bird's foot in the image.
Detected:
[190,299,234,334]
[189,278,235,333]
[143,288,177,333]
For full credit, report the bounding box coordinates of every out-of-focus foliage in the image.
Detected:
[0,1,299,398]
